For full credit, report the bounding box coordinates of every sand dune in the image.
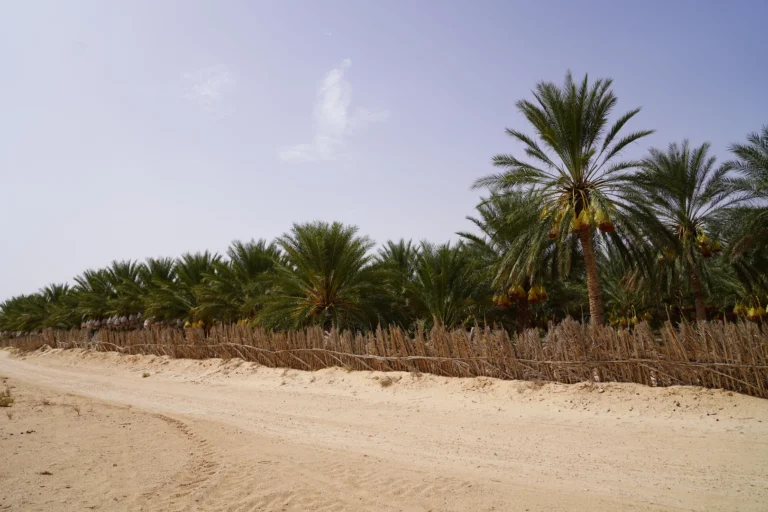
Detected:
[1,347,767,511]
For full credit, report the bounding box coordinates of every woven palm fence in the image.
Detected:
[4,319,768,398]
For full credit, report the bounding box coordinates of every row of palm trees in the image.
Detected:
[1,73,766,336]
[0,232,493,334]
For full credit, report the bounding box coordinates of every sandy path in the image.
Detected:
[1,348,767,511]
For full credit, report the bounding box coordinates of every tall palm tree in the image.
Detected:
[634,141,738,321]
[474,72,653,324]
[258,222,389,331]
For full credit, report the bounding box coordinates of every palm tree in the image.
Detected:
[374,239,419,327]
[634,141,738,321]
[0,294,45,333]
[40,283,80,329]
[136,257,175,323]
[73,268,114,322]
[474,72,653,324]
[144,252,221,324]
[460,192,551,331]
[599,252,658,328]
[729,125,768,198]
[197,240,281,323]
[139,258,176,291]
[406,242,490,329]
[726,126,768,255]
[257,222,389,331]
[375,239,418,284]
[5,295,46,333]
[0,284,78,333]
[105,260,145,318]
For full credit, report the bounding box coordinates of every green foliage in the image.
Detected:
[0,284,78,333]
[145,251,221,324]
[374,239,420,325]
[406,242,490,329]
[256,222,392,331]
[726,126,768,290]
[196,240,280,323]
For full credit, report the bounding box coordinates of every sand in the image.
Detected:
[1,348,767,511]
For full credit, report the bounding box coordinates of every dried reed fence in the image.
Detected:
[3,319,768,398]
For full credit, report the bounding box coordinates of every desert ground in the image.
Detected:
[1,348,767,512]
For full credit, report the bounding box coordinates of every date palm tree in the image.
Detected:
[460,191,554,332]
[258,222,390,331]
[0,294,46,333]
[406,242,490,329]
[474,72,653,324]
[41,283,80,329]
[105,260,144,318]
[197,239,281,323]
[375,239,418,287]
[0,284,77,333]
[73,268,115,322]
[727,126,768,255]
[729,125,768,199]
[374,239,420,327]
[144,252,221,324]
[634,141,738,321]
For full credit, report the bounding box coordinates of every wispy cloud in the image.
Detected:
[183,65,235,114]
[279,59,388,162]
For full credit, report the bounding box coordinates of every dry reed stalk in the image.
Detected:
[3,319,767,398]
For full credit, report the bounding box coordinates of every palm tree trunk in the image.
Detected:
[516,296,529,334]
[690,270,707,321]
[578,228,605,325]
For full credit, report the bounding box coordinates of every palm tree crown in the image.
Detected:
[406,242,488,329]
[197,240,281,323]
[726,126,768,259]
[728,125,768,197]
[257,222,389,331]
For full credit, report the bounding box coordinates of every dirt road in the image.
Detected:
[1,348,767,511]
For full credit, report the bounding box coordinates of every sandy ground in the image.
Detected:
[1,348,767,512]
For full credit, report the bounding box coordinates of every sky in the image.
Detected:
[1,0,766,300]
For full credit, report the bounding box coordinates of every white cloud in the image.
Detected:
[279,59,388,162]
[183,65,235,114]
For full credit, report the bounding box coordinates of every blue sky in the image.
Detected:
[1,0,766,300]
